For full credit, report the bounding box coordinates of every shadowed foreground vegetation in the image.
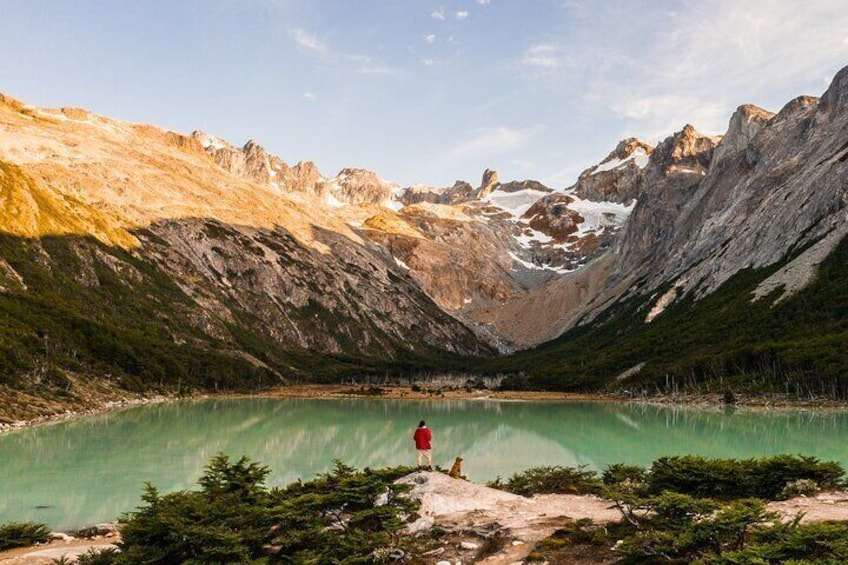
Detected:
[5,454,848,564]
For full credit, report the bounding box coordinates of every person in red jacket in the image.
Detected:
[413,420,433,470]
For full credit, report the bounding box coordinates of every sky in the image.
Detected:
[1,0,847,188]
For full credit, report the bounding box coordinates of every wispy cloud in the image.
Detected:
[525,0,848,141]
[303,91,316,101]
[449,125,545,160]
[424,34,436,44]
[455,10,469,20]
[431,8,445,20]
[477,0,491,4]
[289,29,325,53]
[520,44,566,69]
[288,28,396,75]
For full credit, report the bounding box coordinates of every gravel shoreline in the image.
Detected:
[4,385,848,436]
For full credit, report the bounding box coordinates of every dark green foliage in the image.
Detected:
[611,499,848,564]
[709,521,848,564]
[488,232,848,397]
[648,455,843,500]
[116,455,417,564]
[591,456,848,563]
[617,496,777,561]
[487,455,842,502]
[487,465,603,496]
[118,454,275,564]
[602,464,649,488]
[74,548,121,565]
[0,521,50,550]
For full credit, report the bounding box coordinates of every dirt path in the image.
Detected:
[0,538,116,565]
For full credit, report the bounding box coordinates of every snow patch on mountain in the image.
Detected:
[565,192,636,237]
[591,146,650,175]
[483,188,552,218]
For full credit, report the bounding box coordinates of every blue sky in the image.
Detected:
[1,1,847,187]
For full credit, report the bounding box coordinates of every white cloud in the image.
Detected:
[545,0,848,140]
[422,58,435,67]
[610,94,727,142]
[288,28,396,75]
[455,10,469,20]
[303,91,316,101]
[431,8,445,20]
[632,1,847,135]
[425,34,436,44]
[477,0,491,4]
[449,125,545,160]
[520,44,564,69]
[289,29,325,53]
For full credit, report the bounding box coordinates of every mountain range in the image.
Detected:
[1,65,847,419]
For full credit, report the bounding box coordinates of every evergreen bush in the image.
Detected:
[0,521,50,551]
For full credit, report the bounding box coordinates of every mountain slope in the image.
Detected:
[0,95,497,419]
[486,68,848,395]
[3,65,848,415]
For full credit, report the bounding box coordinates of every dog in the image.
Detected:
[448,457,463,479]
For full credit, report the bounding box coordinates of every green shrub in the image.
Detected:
[616,497,778,561]
[780,479,821,499]
[648,455,843,500]
[75,547,120,565]
[708,520,848,564]
[487,465,603,496]
[0,521,50,551]
[116,455,417,564]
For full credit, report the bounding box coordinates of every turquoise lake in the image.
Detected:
[2,398,848,530]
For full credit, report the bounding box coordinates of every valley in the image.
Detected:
[1,66,847,420]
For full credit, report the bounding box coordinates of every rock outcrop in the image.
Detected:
[320,168,396,206]
[572,138,653,203]
[477,168,500,199]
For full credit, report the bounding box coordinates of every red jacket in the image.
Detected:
[413,426,432,449]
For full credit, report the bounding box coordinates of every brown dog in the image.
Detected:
[448,457,463,479]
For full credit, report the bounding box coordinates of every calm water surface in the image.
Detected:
[3,398,848,529]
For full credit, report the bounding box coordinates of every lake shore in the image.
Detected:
[4,384,848,436]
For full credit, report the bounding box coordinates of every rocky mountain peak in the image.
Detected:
[713,104,775,164]
[577,138,653,181]
[612,137,654,161]
[774,95,820,122]
[651,124,718,176]
[820,65,848,112]
[571,137,652,203]
[191,130,278,187]
[324,167,395,206]
[273,160,321,195]
[478,168,500,199]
